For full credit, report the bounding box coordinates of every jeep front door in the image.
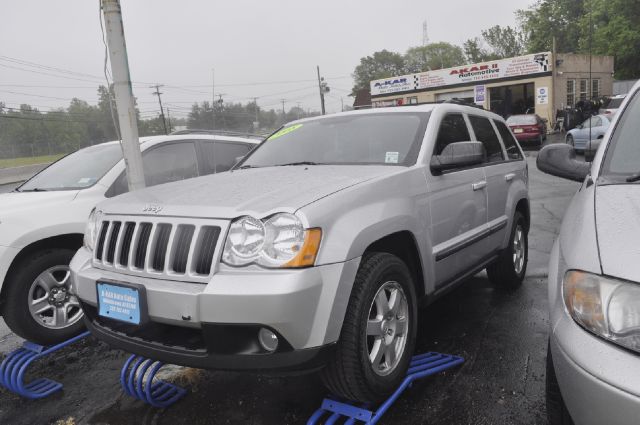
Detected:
[427,113,488,286]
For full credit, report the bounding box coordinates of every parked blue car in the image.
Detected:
[566,114,611,152]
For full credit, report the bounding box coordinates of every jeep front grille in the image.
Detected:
[93,216,226,283]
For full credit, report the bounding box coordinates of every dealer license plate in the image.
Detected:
[97,282,141,325]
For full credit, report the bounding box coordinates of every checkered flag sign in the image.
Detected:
[534,53,550,72]
[413,75,419,90]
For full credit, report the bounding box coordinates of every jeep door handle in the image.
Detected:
[505,173,515,182]
[472,181,487,191]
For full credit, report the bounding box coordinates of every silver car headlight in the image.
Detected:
[222,213,321,268]
[83,209,100,251]
[563,270,640,353]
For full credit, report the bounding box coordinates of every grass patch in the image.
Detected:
[0,154,64,169]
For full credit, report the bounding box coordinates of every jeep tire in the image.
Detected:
[320,252,418,403]
[487,211,528,289]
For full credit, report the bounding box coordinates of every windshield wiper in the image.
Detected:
[276,161,322,166]
[626,173,640,183]
[237,164,260,169]
[19,188,49,192]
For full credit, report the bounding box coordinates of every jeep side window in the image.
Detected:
[494,120,523,160]
[434,114,471,155]
[201,141,253,174]
[468,115,505,163]
[107,142,199,197]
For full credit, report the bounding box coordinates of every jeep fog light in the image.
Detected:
[258,328,279,352]
[563,270,640,353]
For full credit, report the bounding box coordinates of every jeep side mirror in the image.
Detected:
[431,141,486,173]
[537,144,591,182]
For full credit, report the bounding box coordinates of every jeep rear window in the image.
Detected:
[238,112,430,167]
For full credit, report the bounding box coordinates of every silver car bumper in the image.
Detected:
[550,319,640,425]
[71,247,360,370]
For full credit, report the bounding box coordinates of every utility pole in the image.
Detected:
[252,97,259,130]
[317,66,329,115]
[211,68,216,130]
[341,97,344,112]
[296,102,301,119]
[166,107,172,133]
[101,0,145,191]
[151,84,168,134]
[281,99,286,115]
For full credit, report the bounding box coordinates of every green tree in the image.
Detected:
[463,37,494,63]
[404,42,466,72]
[481,26,527,58]
[351,50,407,94]
[517,0,585,53]
[578,0,640,79]
[518,0,640,79]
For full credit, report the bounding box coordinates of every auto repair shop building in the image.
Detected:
[369,52,614,124]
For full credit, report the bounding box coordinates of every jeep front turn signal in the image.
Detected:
[283,228,322,268]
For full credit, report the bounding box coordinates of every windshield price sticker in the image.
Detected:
[385,151,399,163]
[269,124,303,140]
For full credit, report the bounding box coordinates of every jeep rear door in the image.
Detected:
[469,116,523,253]
[427,113,489,286]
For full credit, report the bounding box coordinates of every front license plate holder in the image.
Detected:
[96,281,148,325]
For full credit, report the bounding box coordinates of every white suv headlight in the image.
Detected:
[564,270,640,353]
[222,213,321,268]
[83,209,100,251]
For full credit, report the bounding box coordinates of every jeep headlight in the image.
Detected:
[564,270,640,353]
[83,209,100,251]
[222,213,321,268]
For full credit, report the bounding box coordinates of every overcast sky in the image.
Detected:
[1,0,533,116]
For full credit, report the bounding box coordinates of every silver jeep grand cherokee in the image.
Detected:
[71,103,529,402]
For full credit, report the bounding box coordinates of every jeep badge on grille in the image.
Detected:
[142,204,163,214]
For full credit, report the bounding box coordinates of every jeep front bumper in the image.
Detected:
[70,247,360,371]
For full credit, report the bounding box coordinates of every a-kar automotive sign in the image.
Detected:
[370,52,551,96]
[371,74,415,95]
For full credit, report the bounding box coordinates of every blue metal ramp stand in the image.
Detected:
[307,352,464,425]
[0,330,91,399]
[120,355,187,408]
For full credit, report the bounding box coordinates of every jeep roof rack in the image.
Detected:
[170,129,265,140]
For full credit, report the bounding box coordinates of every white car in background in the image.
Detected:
[0,133,258,345]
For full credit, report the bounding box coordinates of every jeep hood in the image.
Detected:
[99,165,398,219]
[595,184,640,282]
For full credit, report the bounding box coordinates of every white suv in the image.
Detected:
[0,134,258,345]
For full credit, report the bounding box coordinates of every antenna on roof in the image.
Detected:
[422,21,429,46]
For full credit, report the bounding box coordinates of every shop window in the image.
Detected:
[592,79,601,99]
[408,97,418,105]
[566,80,576,108]
[579,79,588,101]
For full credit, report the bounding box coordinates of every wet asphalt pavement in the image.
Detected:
[0,138,581,425]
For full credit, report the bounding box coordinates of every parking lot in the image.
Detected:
[0,137,580,425]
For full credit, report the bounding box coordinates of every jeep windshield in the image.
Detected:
[18,143,122,191]
[238,112,430,168]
